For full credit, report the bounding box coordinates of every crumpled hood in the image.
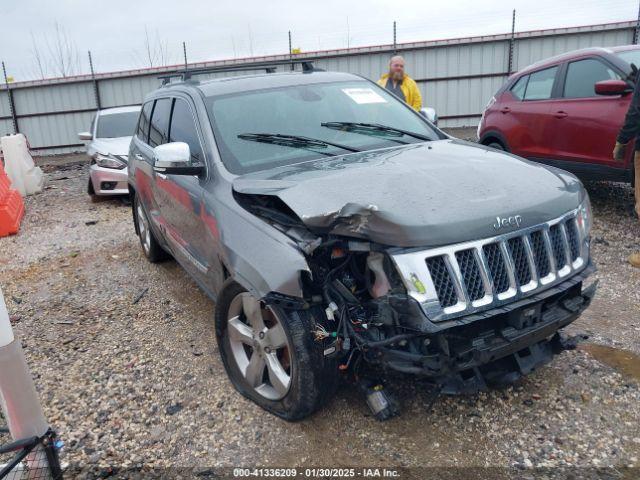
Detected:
[90,136,132,157]
[233,140,586,248]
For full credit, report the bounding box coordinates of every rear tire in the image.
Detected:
[134,194,168,263]
[215,280,338,421]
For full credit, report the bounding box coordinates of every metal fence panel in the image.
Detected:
[99,76,162,108]
[0,21,634,153]
[18,111,93,150]
[514,29,634,70]
[0,90,10,119]
[0,119,13,138]
[12,82,95,116]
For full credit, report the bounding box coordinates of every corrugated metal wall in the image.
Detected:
[0,20,636,154]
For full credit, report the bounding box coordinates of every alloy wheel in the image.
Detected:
[137,203,151,255]
[227,292,292,400]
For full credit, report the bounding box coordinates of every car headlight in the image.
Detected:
[577,195,592,237]
[93,153,126,170]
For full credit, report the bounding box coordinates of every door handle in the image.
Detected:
[554,111,568,119]
[156,172,167,180]
[134,154,145,160]
[500,107,511,114]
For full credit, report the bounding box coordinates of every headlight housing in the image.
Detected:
[577,195,592,238]
[93,153,126,170]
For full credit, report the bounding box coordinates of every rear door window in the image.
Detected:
[523,66,558,100]
[148,98,173,148]
[169,98,204,165]
[137,102,153,143]
[563,58,621,98]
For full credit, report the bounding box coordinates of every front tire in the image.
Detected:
[215,280,338,421]
[486,141,505,151]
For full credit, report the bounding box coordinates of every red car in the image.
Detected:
[478,45,640,183]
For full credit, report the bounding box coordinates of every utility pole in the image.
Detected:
[393,21,397,53]
[2,61,18,134]
[634,0,640,44]
[347,17,350,49]
[88,51,101,110]
[289,30,294,71]
[507,9,516,75]
[183,41,188,70]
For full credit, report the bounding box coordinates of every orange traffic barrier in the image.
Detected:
[0,158,25,237]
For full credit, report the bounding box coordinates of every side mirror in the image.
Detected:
[419,107,438,125]
[594,79,632,96]
[78,132,93,141]
[153,142,204,175]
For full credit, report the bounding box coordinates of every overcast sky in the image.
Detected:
[1,0,638,81]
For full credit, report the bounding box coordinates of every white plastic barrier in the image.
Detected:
[0,286,48,441]
[0,134,44,196]
[0,289,13,347]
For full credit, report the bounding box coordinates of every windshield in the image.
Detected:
[96,111,140,139]
[206,80,441,174]
[615,49,640,70]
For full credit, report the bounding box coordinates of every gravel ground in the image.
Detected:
[1,161,639,477]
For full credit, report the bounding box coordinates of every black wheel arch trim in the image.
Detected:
[479,130,510,151]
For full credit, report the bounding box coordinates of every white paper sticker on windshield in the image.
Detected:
[342,88,387,104]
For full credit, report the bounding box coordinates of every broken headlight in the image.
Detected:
[93,153,126,170]
[577,196,592,238]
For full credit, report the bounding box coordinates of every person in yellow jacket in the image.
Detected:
[377,55,422,111]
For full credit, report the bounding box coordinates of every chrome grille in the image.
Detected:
[530,230,551,279]
[483,243,510,294]
[566,219,580,261]
[455,249,485,301]
[426,256,457,308]
[508,236,532,286]
[391,208,589,322]
[549,224,567,270]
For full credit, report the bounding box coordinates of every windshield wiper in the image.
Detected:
[237,133,361,153]
[321,122,432,142]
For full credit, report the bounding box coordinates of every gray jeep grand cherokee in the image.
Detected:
[128,64,596,420]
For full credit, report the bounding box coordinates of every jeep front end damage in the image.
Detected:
[239,191,595,417]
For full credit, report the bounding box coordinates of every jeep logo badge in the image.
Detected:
[493,215,523,230]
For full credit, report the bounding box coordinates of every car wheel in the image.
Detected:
[486,141,505,151]
[88,179,102,203]
[134,194,168,263]
[215,280,338,421]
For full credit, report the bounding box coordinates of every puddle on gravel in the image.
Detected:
[580,343,640,382]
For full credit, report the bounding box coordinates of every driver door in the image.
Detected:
[155,97,211,287]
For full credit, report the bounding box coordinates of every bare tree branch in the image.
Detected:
[138,27,172,68]
[30,31,47,79]
[41,22,80,77]
[144,26,156,67]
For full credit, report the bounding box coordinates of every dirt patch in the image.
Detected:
[1,163,640,473]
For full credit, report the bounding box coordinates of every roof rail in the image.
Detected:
[158,60,322,85]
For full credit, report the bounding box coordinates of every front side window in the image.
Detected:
[137,102,153,143]
[523,66,558,101]
[510,75,529,100]
[169,99,204,164]
[563,58,621,98]
[96,111,140,139]
[148,98,172,148]
[206,80,441,174]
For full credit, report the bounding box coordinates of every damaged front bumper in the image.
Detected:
[368,263,597,393]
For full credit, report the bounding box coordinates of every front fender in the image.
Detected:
[217,203,310,300]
